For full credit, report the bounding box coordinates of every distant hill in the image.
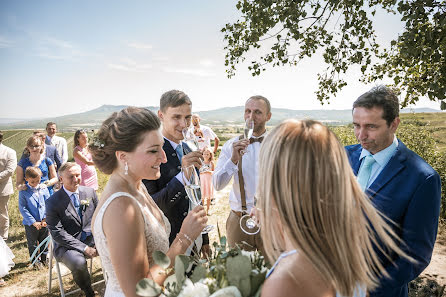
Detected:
[0,105,442,130]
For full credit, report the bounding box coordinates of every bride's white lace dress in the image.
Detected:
[93,192,171,297]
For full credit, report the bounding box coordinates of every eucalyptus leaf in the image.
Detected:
[152,250,171,269]
[209,286,242,297]
[250,269,267,296]
[226,255,252,297]
[136,278,162,297]
[190,264,207,283]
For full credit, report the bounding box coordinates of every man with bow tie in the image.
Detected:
[213,95,272,252]
[46,162,98,297]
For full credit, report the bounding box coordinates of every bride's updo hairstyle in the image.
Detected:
[257,119,411,297]
[89,107,160,174]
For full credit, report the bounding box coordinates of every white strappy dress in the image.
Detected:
[93,192,171,297]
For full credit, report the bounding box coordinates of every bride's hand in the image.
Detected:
[180,205,207,240]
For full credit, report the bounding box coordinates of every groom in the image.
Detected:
[46,162,98,297]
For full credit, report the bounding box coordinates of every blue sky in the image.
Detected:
[0,0,441,119]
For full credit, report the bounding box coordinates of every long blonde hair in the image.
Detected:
[258,119,410,296]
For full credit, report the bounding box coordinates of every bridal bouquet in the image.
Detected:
[136,231,268,297]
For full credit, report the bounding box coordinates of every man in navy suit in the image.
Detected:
[143,90,210,257]
[345,86,441,297]
[46,162,98,297]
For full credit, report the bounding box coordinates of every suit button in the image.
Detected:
[183,212,187,216]
[172,153,176,157]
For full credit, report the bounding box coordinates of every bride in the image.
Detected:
[91,107,207,297]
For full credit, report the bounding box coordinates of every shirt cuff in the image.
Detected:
[175,172,185,185]
[223,158,238,175]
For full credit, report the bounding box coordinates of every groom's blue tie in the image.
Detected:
[176,143,184,163]
[357,155,376,190]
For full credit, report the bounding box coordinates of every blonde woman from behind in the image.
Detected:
[258,120,411,297]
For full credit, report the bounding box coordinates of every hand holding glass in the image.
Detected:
[241,118,254,154]
[181,165,214,233]
[240,208,260,235]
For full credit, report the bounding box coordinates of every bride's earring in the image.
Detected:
[124,162,128,175]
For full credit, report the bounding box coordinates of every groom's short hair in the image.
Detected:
[159,90,192,112]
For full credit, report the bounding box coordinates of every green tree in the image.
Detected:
[222,0,446,108]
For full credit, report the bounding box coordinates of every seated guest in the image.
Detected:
[16,136,58,195]
[73,130,98,190]
[18,167,50,268]
[258,120,411,297]
[46,162,98,297]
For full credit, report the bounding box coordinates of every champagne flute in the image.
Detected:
[182,126,209,172]
[182,126,200,153]
[240,208,260,235]
[182,165,214,234]
[240,118,254,154]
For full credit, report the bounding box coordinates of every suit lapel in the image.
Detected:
[367,142,407,196]
[350,146,362,175]
[62,189,82,225]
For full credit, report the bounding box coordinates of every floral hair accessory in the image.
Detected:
[92,135,105,148]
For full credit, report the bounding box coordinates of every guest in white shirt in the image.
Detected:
[45,122,68,164]
[213,95,271,252]
[191,114,219,153]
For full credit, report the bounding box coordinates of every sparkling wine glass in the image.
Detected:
[240,209,260,235]
[182,126,209,172]
[182,126,200,153]
[240,118,254,154]
[181,165,214,234]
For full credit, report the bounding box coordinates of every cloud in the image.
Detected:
[199,59,215,67]
[34,36,86,60]
[107,57,152,72]
[127,42,153,50]
[164,67,215,77]
[44,37,73,49]
[0,36,14,48]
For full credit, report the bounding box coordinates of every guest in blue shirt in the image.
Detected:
[16,135,58,195]
[19,167,50,268]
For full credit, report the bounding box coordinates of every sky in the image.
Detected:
[0,0,442,119]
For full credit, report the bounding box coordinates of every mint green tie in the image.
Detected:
[357,155,376,190]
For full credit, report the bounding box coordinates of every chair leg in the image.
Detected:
[47,243,53,294]
[55,259,65,297]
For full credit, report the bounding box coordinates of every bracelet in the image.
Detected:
[182,233,193,245]
[177,232,193,246]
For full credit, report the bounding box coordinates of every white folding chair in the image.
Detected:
[47,236,105,296]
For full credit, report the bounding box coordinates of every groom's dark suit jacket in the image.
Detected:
[143,140,208,245]
[346,140,441,297]
[46,186,98,259]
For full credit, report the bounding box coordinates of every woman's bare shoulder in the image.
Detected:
[261,256,334,297]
